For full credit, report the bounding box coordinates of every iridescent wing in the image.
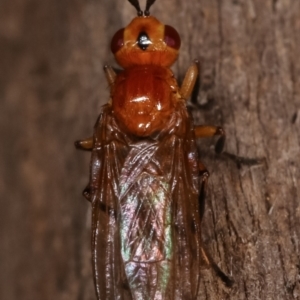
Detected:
[88,103,202,300]
[88,104,131,299]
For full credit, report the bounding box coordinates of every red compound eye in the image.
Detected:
[164,25,181,50]
[111,28,125,54]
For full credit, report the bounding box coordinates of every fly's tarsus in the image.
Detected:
[83,186,92,201]
[200,247,234,288]
[222,152,266,169]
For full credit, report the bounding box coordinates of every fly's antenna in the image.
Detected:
[144,0,156,16]
[128,0,143,16]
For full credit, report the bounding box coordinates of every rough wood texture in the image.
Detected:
[1,0,299,299]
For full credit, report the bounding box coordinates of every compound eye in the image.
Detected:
[164,25,181,50]
[111,28,125,54]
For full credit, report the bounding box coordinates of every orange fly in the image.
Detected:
[75,0,232,299]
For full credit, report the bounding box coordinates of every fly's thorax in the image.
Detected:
[111,16,180,68]
[111,65,180,137]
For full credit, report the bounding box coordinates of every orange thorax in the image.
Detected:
[112,65,179,137]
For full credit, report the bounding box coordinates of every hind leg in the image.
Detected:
[198,161,209,222]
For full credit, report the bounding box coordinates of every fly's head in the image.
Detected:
[111,0,181,68]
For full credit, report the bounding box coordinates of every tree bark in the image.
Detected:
[0,0,299,299]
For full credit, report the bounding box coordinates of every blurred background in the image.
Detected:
[1,0,299,299]
[0,0,114,299]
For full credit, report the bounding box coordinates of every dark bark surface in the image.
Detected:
[1,0,299,299]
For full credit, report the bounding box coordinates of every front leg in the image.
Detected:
[180,60,199,100]
[103,65,116,91]
[75,64,116,150]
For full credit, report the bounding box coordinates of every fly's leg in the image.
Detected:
[74,66,115,199]
[81,184,116,215]
[75,139,116,215]
[200,247,234,287]
[198,161,209,221]
[74,67,115,201]
[222,152,266,169]
[197,139,234,286]
[180,60,199,100]
[74,138,94,201]
[198,161,234,287]
[194,125,264,167]
[186,61,264,167]
[103,65,116,90]
[74,137,93,151]
[181,61,253,161]
[83,187,117,217]
[75,67,117,205]
[81,185,92,201]
[195,125,226,154]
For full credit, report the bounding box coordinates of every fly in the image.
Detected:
[75,0,234,299]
